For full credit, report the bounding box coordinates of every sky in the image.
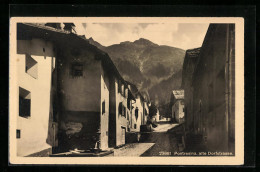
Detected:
[74,23,209,50]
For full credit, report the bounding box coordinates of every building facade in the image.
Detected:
[170,90,185,123]
[188,24,235,152]
[14,22,152,156]
[15,23,58,156]
[181,48,201,131]
[108,77,129,147]
[56,38,112,152]
[126,82,147,132]
[15,23,139,156]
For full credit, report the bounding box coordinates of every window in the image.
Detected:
[119,102,122,115]
[125,88,128,98]
[127,99,130,109]
[121,85,124,96]
[135,109,139,120]
[145,109,148,116]
[119,102,126,117]
[102,101,105,114]
[71,63,83,77]
[122,88,125,97]
[19,87,31,118]
[123,106,126,117]
[16,129,21,139]
[118,80,121,93]
[134,124,137,129]
[25,54,38,79]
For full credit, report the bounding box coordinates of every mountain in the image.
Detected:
[148,70,183,116]
[88,37,186,116]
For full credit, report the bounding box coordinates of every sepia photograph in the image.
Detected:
[9,17,244,165]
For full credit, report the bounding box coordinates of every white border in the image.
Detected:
[9,17,244,165]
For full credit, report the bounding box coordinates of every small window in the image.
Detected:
[119,102,126,117]
[125,88,128,98]
[145,109,148,116]
[19,87,31,118]
[102,101,105,114]
[134,124,137,129]
[118,80,121,93]
[16,129,21,139]
[122,106,126,117]
[119,102,123,115]
[122,85,125,96]
[25,54,38,79]
[71,63,83,77]
[127,99,130,109]
[135,109,139,120]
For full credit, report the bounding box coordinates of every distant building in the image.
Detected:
[126,87,136,132]
[170,90,185,123]
[126,82,147,132]
[108,77,130,147]
[187,24,235,152]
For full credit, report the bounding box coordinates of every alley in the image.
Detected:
[106,143,155,157]
[140,122,181,156]
[105,122,182,157]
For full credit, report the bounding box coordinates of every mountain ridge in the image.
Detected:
[87,37,186,116]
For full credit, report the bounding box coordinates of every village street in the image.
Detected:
[106,122,182,157]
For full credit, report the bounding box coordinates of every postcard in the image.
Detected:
[9,17,244,165]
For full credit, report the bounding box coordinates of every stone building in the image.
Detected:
[181,48,201,131]
[187,24,235,152]
[14,22,139,156]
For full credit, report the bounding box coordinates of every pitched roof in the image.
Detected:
[186,48,201,58]
[17,23,127,86]
[125,80,145,101]
[172,90,184,100]
[181,47,201,88]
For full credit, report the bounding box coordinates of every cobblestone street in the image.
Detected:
[106,122,182,157]
[106,143,155,157]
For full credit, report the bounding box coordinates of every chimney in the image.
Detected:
[63,23,76,33]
